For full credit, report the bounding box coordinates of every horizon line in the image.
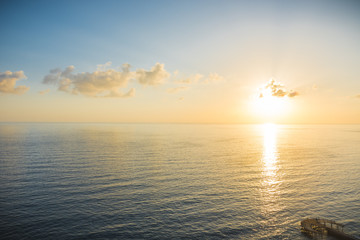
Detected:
[1,121,359,125]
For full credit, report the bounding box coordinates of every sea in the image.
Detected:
[0,123,359,239]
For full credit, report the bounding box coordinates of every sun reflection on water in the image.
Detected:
[262,123,278,180]
[259,123,283,219]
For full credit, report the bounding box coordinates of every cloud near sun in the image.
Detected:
[259,78,299,98]
[0,70,29,95]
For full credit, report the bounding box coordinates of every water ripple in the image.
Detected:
[1,123,359,239]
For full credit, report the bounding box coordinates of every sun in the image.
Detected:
[250,78,294,122]
[252,94,290,121]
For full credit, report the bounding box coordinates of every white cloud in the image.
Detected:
[259,78,299,98]
[136,63,170,86]
[43,62,171,97]
[43,64,135,98]
[43,62,224,98]
[0,70,29,95]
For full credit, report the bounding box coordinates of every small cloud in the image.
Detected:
[178,97,184,101]
[136,63,170,86]
[39,89,50,95]
[273,88,287,97]
[259,78,299,98]
[166,86,188,94]
[0,70,29,95]
[312,84,318,90]
[355,94,360,99]
[288,90,299,98]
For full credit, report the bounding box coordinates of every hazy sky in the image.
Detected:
[1,0,360,123]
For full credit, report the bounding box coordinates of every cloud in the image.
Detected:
[39,89,50,95]
[259,78,299,98]
[166,86,188,93]
[43,66,75,85]
[0,70,29,95]
[355,94,360,99]
[43,62,224,98]
[43,63,138,98]
[102,88,136,98]
[136,63,170,86]
[288,90,299,97]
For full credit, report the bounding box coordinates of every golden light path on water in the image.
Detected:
[260,123,284,225]
[262,123,279,182]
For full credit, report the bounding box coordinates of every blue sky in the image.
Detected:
[1,0,360,123]
[2,0,360,72]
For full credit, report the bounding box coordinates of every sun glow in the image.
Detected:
[252,95,290,120]
[250,79,294,123]
[254,96,288,117]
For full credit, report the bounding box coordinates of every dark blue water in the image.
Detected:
[0,123,359,239]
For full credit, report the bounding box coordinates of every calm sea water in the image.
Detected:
[0,123,359,239]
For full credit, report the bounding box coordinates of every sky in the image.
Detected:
[1,0,360,124]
